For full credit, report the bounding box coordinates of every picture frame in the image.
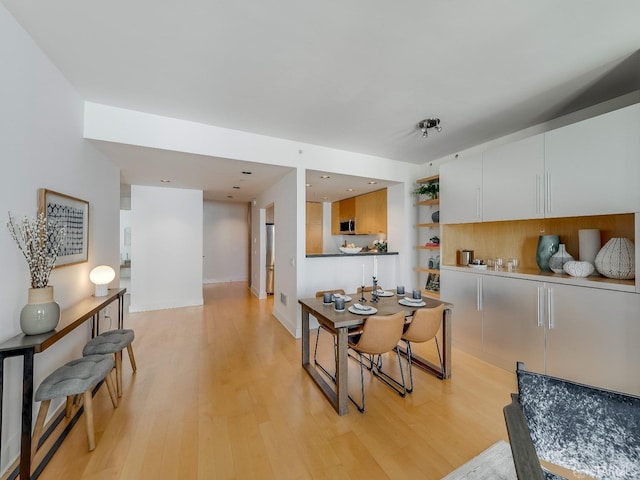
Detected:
[38,189,89,267]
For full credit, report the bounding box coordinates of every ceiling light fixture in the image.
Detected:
[320,175,330,179]
[418,118,442,138]
[160,179,171,183]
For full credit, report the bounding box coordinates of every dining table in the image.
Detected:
[299,291,452,415]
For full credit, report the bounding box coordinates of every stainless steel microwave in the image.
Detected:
[340,219,355,234]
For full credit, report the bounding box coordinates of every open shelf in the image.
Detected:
[417,222,439,228]
[417,198,439,206]
[417,245,440,250]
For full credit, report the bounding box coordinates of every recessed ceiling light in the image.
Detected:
[160,179,171,183]
[227,195,233,199]
[233,186,240,189]
[306,183,312,187]
[320,175,330,179]
[368,181,377,185]
[242,171,252,175]
[322,196,328,200]
[347,188,354,192]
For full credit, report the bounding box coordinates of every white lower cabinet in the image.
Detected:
[544,283,640,395]
[441,269,640,395]
[440,269,483,356]
[481,275,544,373]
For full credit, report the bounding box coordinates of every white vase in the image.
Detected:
[578,229,600,265]
[594,238,635,280]
[20,286,60,335]
[548,244,574,274]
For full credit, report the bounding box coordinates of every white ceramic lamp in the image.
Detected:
[90,265,115,297]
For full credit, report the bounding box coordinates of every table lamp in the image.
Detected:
[89,265,115,297]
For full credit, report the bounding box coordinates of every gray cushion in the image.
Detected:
[35,355,115,401]
[518,369,640,480]
[82,329,135,356]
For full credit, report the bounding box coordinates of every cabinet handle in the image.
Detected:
[477,277,483,311]
[546,171,552,213]
[475,187,481,219]
[536,286,543,327]
[535,175,541,215]
[547,287,554,329]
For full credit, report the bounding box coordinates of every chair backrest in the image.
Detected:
[315,289,346,298]
[351,311,405,355]
[516,363,640,479]
[402,304,444,343]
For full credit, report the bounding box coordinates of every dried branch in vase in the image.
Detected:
[7,212,66,288]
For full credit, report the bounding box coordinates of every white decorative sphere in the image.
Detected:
[563,261,595,277]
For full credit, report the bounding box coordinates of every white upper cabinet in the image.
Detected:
[483,134,545,222]
[544,103,640,217]
[440,152,482,224]
[441,103,640,223]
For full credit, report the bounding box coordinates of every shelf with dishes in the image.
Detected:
[417,245,440,250]
[417,222,439,228]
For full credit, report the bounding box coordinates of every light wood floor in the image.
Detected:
[37,282,517,480]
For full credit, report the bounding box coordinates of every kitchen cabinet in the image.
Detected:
[331,202,340,235]
[355,189,386,234]
[440,153,482,224]
[482,134,545,221]
[441,267,640,395]
[544,103,640,217]
[331,190,386,235]
[305,202,323,254]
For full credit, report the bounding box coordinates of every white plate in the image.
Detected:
[333,294,352,302]
[468,264,488,269]
[348,305,378,315]
[399,299,426,307]
[404,297,424,303]
[375,290,394,297]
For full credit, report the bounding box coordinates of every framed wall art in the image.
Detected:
[38,189,89,267]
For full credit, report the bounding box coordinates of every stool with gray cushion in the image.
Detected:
[32,355,118,455]
[83,329,137,397]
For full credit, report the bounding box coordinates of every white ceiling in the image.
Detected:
[4,0,640,201]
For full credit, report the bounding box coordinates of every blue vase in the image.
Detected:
[536,235,560,272]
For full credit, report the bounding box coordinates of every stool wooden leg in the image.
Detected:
[31,399,50,459]
[115,351,123,397]
[83,390,96,451]
[105,370,118,408]
[126,343,137,373]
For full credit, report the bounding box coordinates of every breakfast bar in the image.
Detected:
[299,292,452,415]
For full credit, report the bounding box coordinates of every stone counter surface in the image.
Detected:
[306,251,399,258]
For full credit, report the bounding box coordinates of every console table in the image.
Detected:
[0,288,126,479]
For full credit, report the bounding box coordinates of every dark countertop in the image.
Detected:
[306,251,399,258]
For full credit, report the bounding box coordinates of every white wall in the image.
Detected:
[130,185,203,312]
[0,5,120,473]
[203,200,249,283]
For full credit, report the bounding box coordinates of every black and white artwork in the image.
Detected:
[39,189,89,267]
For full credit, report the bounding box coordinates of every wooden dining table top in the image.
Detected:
[298,292,451,330]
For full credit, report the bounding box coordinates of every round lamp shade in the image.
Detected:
[89,265,116,296]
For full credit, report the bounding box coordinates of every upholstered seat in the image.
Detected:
[400,304,444,393]
[504,362,640,479]
[83,329,137,397]
[33,355,118,454]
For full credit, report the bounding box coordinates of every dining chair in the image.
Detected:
[400,304,444,393]
[347,311,406,412]
[313,289,346,380]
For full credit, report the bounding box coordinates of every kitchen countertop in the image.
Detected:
[306,251,398,258]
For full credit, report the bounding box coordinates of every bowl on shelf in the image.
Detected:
[563,261,595,277]
[339,246,362,254]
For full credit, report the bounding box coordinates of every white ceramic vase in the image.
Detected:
[549,244,574,274]
[594,238,635,280]
[20,286,60,335]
